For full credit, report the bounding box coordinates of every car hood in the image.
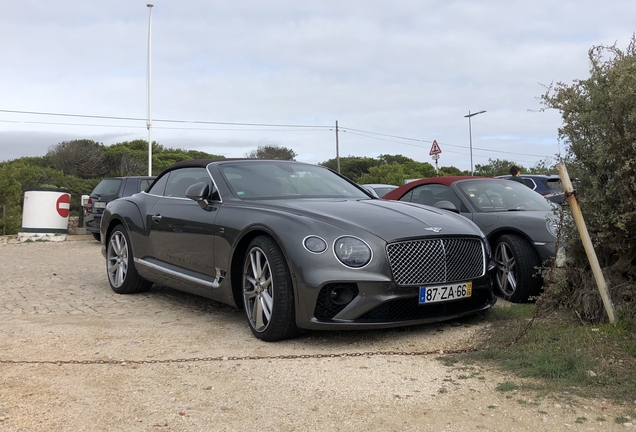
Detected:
[255,198,484,242]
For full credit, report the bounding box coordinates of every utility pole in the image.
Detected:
[335,120,340,173]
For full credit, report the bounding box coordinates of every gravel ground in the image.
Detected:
[0,235,634,431]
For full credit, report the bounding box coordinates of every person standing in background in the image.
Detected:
[509,165,525,184]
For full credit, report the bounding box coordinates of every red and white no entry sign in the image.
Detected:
[56,194,71,218]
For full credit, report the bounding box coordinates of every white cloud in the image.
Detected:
[1,0,634,170]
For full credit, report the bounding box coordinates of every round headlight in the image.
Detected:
[334,236,372,268]
[304,236,327,253]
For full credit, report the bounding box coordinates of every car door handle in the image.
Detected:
[152,214,162,223]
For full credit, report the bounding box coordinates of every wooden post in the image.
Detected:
[557,163,617,324]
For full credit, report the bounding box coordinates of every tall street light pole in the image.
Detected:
[335,120,340,173]
[464,110,486,175]
[146,4,154,176]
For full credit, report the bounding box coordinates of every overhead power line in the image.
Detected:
[0,109,333,129]
[0,119,328,133]
[342,130,549,165]
[340,126,552,159]
[0,108,556,161]
[339,126,435,144]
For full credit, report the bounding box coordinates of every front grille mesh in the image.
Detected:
[387,238,484,285]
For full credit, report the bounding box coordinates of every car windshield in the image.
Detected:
[457,179,553,212]
[545,178,564,192]
[91,178,122,197]
[218,161,370,199]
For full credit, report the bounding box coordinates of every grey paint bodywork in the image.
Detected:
[453,181,557,265]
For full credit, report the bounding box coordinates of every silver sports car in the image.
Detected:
[384,176,559,303]
[101,159,496,341]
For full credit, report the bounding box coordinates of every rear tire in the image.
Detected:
[242,235,298,341]
[493,234,542,303]
[106,225,151,294]
[92,233,101,242]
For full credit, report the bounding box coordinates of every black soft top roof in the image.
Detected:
[157,158,312,178]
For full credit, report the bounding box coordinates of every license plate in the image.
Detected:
[94,202,107,209]
[419,282,472,304]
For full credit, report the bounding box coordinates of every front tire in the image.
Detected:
[106,225,151,294]
[242,235,298,341]
[493,234,542,303]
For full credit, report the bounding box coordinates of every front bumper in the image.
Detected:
[295,273,495,330]
[534,241,557,266]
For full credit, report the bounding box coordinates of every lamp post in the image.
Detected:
[464,110,486,175]
[146,4,154,176]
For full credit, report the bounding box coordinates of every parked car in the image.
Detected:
[495,174,564,204]
[100,159,496,341]
[360,183,398,198]
[383,176,559,303]
[85,176,156,241]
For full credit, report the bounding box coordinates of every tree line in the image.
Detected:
[0,139,225,234]
[0,137,555,236]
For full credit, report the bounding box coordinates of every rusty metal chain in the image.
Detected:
[3,207,571,365]
[2,192,579,365]
[0,348,482,366]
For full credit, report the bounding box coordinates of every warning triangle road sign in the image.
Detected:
[429,140,442,155]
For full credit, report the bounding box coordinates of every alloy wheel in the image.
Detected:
[494,241,517,298]
[107,231,129,288]
[243,246,274,333]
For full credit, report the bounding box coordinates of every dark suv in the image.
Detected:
[85,176,155,240]
[496,174,564,204]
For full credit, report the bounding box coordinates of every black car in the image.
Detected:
[100,159,496,341]
[85,176,155,241]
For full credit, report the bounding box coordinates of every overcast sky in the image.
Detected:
[0,1,634,172]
